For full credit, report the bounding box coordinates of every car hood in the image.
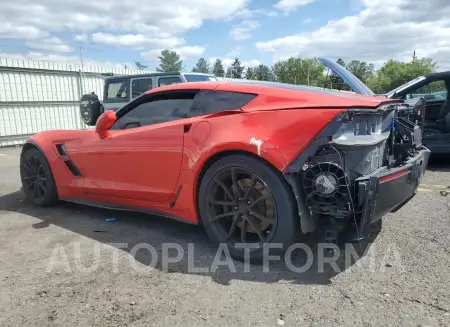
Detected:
[318,57,376,96]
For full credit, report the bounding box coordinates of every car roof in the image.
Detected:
[104,72,215,81]
[145,80,394,108]
[147,79,384,99]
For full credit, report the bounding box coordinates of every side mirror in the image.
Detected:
[95,110,117,139]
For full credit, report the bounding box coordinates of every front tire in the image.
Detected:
[198,154,299,262]
[20,148,58,206]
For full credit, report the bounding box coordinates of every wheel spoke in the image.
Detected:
[214,177,237,203]
[244,213,265,242]
[240,219,247,242]
[22,174,35,180]
[249,209,274,223]
[23,161,35,175]
[38,182,46,195]
[225,214,239,241]
[211,210,239,222]
[208,199,235,206]
[242,175,257,201]
[27,180,37,190]
[231,168,243,197]
[33,180,39,198]
[248,194,270,209]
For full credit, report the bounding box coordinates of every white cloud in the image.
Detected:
[229,20,260,41]
[141,46,206,61]
[0,0,247,60]
[303,18,312,24]
[229,7,278,20]
[274,0,316,14]
[257,0,450,70]
[0,22,46,40]
[74,34,88,42]
[26,37,72,53]
[91,32,185,49]
[225,46,242,58]
[0,1,247,35]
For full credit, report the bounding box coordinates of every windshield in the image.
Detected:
[184,74,217,82]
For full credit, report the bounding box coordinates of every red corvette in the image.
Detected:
[20,60,430,261]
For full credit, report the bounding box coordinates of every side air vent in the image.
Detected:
[64,160,82,177]
[55,144,67,156]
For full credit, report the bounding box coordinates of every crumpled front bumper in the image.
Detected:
[357,146,431,226]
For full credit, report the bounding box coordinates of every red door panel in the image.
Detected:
[77,123,184,203]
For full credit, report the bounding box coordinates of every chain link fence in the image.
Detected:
[0,58,153,147]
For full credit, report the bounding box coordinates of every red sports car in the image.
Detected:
[20,59,430,261]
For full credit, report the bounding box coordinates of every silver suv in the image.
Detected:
[80,72,217,126]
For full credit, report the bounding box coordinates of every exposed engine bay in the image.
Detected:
[286,98,427,246]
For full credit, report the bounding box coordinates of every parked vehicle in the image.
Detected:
[21,59,429,261]
[80,72,217,125]
[386,73,450,155]
[321,57,450,155]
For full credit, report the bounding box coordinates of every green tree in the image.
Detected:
[272,57,324,86]
[135,61,148,70]
[192,58,210,73]
[156,50,182,72]
[227,58,245,78]
[367,57,437,94]
[212,59,225,77]
[252,64,274,81]
[329,58,349,90]
[245,67,255,80]
[346,60,375,84]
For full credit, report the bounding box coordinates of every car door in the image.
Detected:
[78,90,196,203]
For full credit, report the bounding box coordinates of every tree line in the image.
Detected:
[136,49,441,94]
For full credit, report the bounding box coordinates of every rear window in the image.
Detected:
[184,74,217,82]
[105,79,129,102]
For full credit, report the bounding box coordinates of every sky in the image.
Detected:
[1,0,450,71]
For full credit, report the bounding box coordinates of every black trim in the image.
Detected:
[63,198,198,225]
[55,144,67,156]
[170,185,183,208]
[64,160,82,177]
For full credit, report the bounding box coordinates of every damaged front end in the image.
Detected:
[284,99,430,244]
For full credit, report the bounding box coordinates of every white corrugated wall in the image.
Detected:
[0,58,153,147]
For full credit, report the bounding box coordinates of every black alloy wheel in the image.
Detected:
[20,148,58,206]
[198,154,299,262]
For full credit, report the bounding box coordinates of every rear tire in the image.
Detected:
[20,148,58,206]
[198,154,299,262]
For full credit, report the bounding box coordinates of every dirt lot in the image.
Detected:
[0,146,449,327]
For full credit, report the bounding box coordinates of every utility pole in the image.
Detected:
[79,46,85,72]
[79,46,85,96]
[413,50,416,62]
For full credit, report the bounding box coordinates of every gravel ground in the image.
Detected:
[0,146,449,327]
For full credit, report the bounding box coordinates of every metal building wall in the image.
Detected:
[0,58,152,147]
